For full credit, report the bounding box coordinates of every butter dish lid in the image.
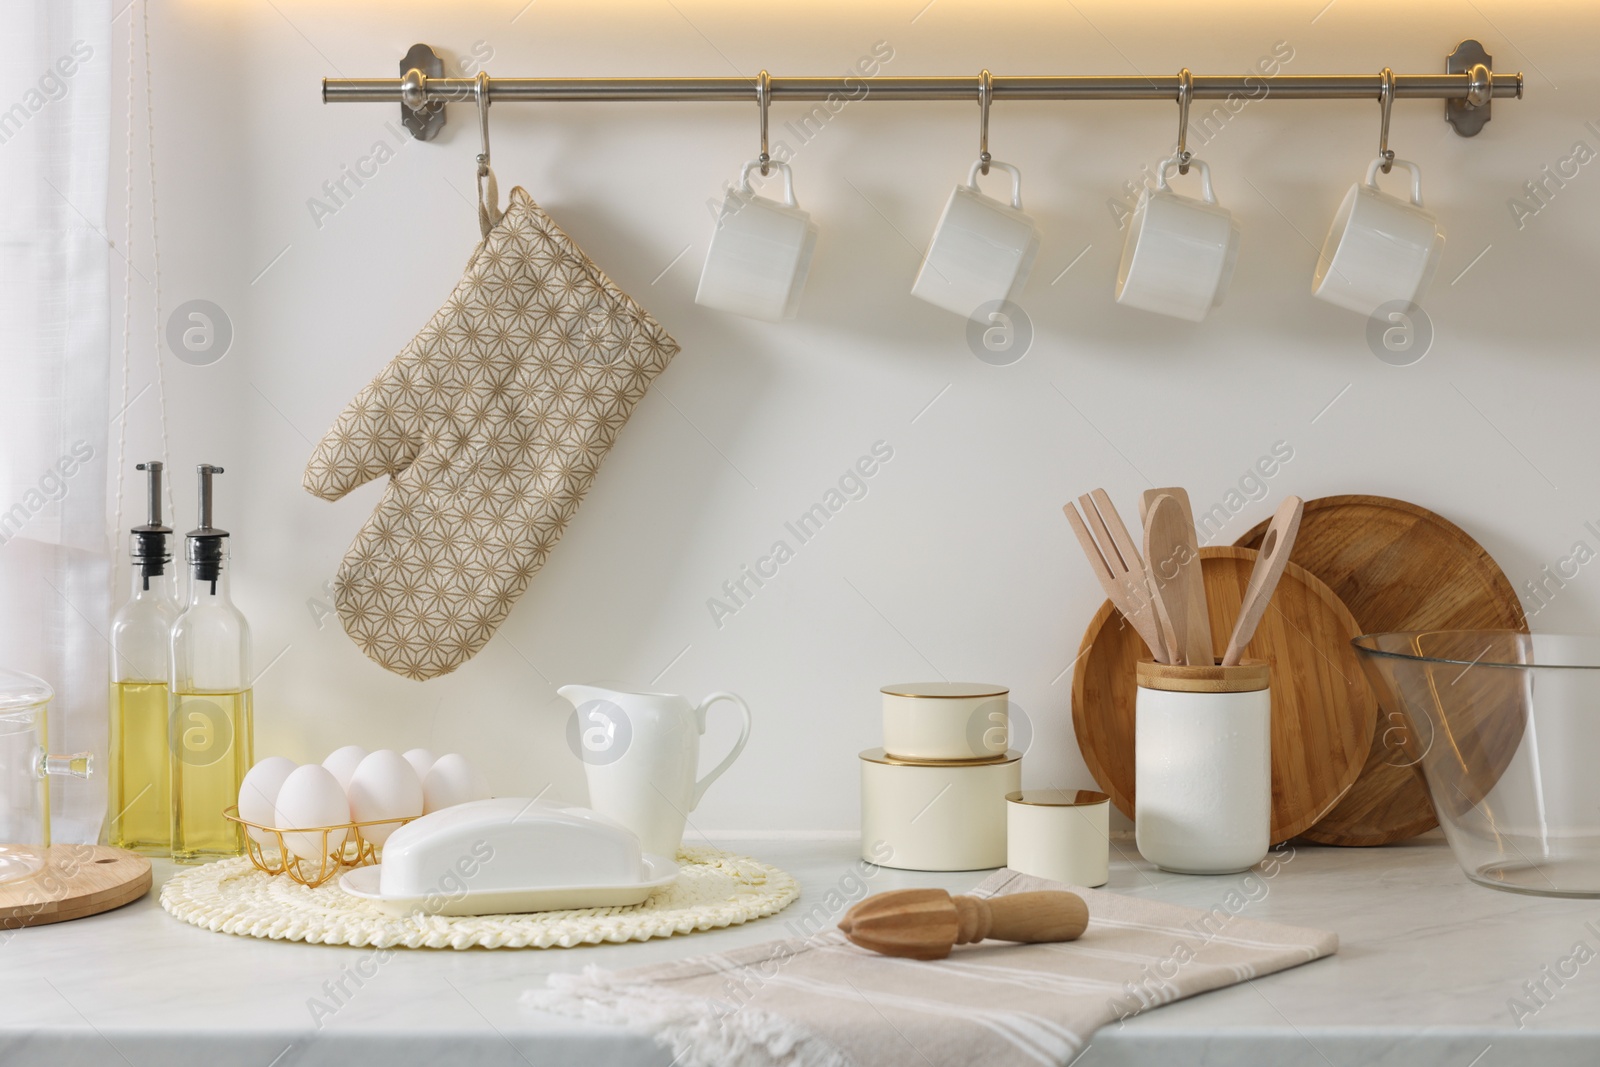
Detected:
[859,747,1021,767]
[880,682,1008,699]
[377,797,654,898]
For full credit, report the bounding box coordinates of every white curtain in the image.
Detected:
[0,0,113,842]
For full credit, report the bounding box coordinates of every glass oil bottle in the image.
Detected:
[169,464,254,862]
[108,461,178,852]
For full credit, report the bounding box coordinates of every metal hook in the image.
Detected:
[1175,68,1193,174]
[978,69,993,175]
[1377,67,1396,173]
[756,70,771,176]
[475,71,491,176]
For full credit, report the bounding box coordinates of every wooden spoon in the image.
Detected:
[1221,495,1305,666]
[839,888,1089,960]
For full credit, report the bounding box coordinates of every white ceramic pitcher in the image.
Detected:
[558,685,752,858]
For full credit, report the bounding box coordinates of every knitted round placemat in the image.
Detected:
[160,845,798,950]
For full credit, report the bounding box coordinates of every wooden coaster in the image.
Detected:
[1072,546,1377,845]
[1237,495,1527,846]
[0,845,152,927]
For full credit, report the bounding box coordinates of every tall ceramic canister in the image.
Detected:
[1134,659,1270,874]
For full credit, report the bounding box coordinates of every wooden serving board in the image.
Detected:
[1072,546,1377,845]
[1237,494,1527,846]
[0,845,151,927]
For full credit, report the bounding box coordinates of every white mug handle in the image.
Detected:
[1365,157,1424,207]
[966,159,1023,210]
[1157,156,1217,204]
[739,159,798,207]
[690,692,753,809]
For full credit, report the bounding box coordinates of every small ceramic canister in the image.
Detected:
[1135,659,1271,875]
[1005,789,1110,888]
[859,748,1020,871]
[880,682,1008,762]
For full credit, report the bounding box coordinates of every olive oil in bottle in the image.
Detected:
[170,465,254,863]
[108,461,178,853]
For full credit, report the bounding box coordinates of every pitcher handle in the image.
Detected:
[690,692,752,809]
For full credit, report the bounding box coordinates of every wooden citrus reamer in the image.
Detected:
[838,888,1089,960]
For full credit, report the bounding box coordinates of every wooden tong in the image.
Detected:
[1063,490,1168,663]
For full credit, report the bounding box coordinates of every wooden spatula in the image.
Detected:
[1145,488,1212,666]
[1222,495,1305,666]
[1142,493,1189,665]
[839,888,1089,960]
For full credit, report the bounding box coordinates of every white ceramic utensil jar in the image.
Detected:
[911,159,1041,318]
[1135,659,1270,874]
[880,681,1008,761]
[1115,156,1241,322]
[1312,157,1444,316]
[1006,789,1110,887]
[696,160,819,322]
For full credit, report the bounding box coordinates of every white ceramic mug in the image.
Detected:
[558,686,752,858]
[695,160,819,322]
[1115,156,1241,322]
[1313,157,1444,316]
[911,159,1041,318]
[1006,789,1110,887]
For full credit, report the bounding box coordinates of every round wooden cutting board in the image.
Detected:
[0,845,151,927]
[1072,546,1377,845]
[1237,494,1528,846]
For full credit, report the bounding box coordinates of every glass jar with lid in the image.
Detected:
[0,669,93,884]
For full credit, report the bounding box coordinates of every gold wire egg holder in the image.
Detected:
[223,805,419,888]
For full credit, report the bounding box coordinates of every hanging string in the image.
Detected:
[140,0,175,527]
[111,0,139,557]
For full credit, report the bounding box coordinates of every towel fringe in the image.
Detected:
[526,965,856,1067]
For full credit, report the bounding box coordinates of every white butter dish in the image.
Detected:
[338,797,677,916]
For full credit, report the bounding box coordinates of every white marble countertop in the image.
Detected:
[1,832,1597,1066]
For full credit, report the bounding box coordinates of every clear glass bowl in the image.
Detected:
[1353,631,1600,897]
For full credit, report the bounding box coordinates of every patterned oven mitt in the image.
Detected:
[304,187,679,680]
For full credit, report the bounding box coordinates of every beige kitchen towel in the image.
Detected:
[524,868,1337,1067]
[304,186,679,679]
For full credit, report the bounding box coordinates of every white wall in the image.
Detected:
[109,0,1599,835]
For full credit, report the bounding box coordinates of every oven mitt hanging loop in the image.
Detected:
[304,187,679,679]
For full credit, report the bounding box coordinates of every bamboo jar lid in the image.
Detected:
[1135,658,1270,693]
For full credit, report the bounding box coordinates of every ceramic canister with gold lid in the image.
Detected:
[859,748,1020,871]
[880,682,1009,761]
[1006,789,1110,887]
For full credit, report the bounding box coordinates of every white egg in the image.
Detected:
[347,749,424,847]
[237,756,298,846]
[422,753,491,814]
[273,764,351,863]
[401,747,437,781]
[321,745,369,792]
